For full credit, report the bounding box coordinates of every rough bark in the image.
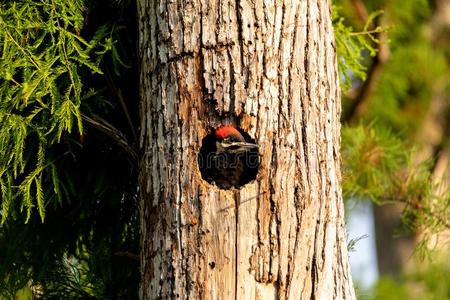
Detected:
[137,0,355,299]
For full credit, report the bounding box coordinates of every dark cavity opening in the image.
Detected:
[198,126,260,190]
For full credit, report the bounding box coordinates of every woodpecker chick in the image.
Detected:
[215,126,258,154]
[210,125,258,189]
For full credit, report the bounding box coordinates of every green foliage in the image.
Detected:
[367,35,448,135]
[336,0,450,262]
[333,6,384,90]
[347,234,369,252]
[0,0,111,223]
[382,0,430,39]
[342,124,449,253]
[0,135,140,298]
[371,276,410,300]
[370,260,450,300]
[39,255,101,298]
[0,0,140,298]
[0,0,446,298]
[342,125,409,202]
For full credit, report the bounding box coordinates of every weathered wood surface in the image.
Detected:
[137,0,356,298]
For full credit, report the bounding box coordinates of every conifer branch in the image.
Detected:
[382,196,450,230]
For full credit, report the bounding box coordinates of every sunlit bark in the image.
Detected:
[137,0,355,298]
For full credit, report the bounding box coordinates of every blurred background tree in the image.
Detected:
[335,0,450,299]
[0,0,448,299]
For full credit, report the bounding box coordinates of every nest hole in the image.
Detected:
[198,126,260,190]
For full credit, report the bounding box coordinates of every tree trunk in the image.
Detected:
[137,0,355,299]
[373,203,415,276]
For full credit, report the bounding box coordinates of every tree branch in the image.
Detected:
[104,66,138,142]
[349,0,369,23]
[81,114,138,161]
[379,195,450,230]
[114,251,139,261]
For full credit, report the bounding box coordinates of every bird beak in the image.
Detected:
[222,142,259,153]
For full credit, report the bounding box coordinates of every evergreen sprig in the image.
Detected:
[0,0,111,223]
[342,125,450,253]
[333,6,384,90]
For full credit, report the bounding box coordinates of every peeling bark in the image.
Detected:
[137,0,355,299]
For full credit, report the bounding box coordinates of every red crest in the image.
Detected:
[215,125,242,140]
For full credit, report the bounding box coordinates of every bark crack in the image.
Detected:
[197,11,215,116]
[227,47,236,115]
[175,63,186,298]
[176,0,185,54]
[301,3,311,189]
[286,185,302,298]
[287,3,301,120]
[268,139,277,282]
[310,222,320,300]
[235,0,245,81]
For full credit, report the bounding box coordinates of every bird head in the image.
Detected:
[214,125,258,154]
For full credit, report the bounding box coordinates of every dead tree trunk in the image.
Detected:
[137,0,355,299]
